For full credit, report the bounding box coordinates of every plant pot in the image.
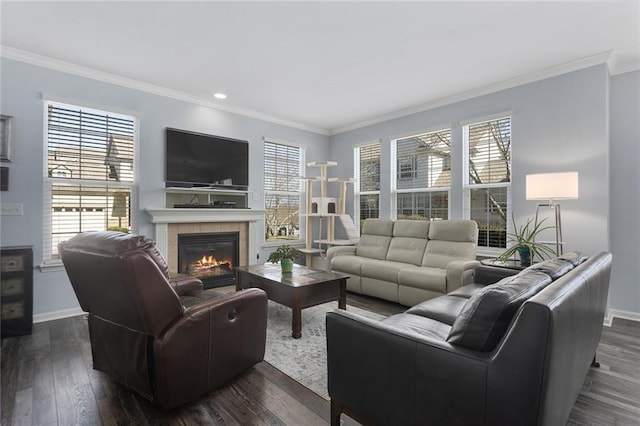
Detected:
[280,258,294,273]
[518,247,532,267]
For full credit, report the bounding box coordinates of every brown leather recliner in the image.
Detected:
[58,231,268,409]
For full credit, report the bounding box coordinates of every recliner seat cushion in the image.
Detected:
[397,266,447,293]
[447,270,552,351]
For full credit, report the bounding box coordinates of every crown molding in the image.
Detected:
[330,51,614,135]
[0,46,330,136]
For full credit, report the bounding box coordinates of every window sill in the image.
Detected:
[38,260,65,272]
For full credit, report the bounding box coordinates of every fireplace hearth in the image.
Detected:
[178,232,239,289]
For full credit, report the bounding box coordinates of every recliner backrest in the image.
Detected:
[59,231,184,336]
[355,219,394,260]
[422,220,478,268]
[386,220,430,266]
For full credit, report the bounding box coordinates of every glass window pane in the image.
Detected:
[470,187,507,248]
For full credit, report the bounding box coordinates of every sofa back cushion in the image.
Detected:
[558,251,588,266]
[386,220,429,266]
[528,258,574,280]
[356,219,394,260]
[447,270,552,351]
[421,220,478,268]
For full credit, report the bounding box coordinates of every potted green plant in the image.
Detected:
[267,245,302,273]
[497,214,557,266]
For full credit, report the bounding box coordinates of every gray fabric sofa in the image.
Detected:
[327,219,479,306]
[326,251,612,426]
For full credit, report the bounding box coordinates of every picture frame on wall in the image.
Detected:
[0,115,14,162]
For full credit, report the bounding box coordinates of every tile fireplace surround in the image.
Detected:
[145,208,264,274]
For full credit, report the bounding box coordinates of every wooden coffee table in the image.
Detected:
[235,263,348,339]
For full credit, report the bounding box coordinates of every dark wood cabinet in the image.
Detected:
[1,246,33,337]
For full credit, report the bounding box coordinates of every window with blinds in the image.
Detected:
[393,129,451,220]
[355,143,381,224]
[264,140,302,242]
[44,102,136,261]
[464,116,511,249]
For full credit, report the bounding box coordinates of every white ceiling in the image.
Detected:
[2,1,639,135]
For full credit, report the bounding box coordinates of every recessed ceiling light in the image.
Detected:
[214,93,227,100]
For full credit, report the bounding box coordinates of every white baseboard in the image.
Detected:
[33,307,85,324]
[603,309,640,327]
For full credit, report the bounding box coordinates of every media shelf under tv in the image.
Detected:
[165,187,249,209]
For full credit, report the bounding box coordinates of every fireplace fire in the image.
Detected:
[178,232,239,289]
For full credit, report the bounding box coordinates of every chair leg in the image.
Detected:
[330,399,342,426]
[591,354,600,368]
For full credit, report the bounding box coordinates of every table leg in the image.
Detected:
[292,307,302,339]
[338,279,347,310]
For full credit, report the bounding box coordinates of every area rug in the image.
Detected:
[263,300,386,399]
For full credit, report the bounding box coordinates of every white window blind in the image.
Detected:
[264,140,302,242]
[355,143,381,222]
[393,129,451,220]
[395,130,451,189]
[464,116,511,249]
[44,102,136,260]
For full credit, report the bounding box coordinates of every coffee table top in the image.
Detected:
[235,263,349,288]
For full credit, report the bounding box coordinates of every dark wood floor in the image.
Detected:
[2,290,639,425]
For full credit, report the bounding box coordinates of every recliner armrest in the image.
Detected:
[153,288,268,409]
[168,273,203,296]
[446,259,481,292]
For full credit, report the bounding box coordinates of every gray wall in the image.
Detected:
[329,64,637,319]
[0,58,329,319]
[609,70,640,317]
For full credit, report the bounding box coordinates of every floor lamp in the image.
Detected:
[525,172,579,255]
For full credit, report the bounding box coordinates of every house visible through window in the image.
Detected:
[464,116,511,250]
[354,143,381,228]
[393,129,451,221]
[44,102,136,261]
[264,140,302,242]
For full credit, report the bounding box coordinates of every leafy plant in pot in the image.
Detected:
[267,245,302,273]
[497,214,557,266]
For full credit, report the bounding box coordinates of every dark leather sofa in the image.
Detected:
[327,251,612,425]
[59,231,268,409]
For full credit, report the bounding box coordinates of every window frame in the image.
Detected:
[354,141,381,232]
[42,100,138,265]
[462,114,512,255]
[263,138,304,245]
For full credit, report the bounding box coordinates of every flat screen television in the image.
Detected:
[165,128,249,190]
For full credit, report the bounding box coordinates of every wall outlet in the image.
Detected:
[0,203,23,216]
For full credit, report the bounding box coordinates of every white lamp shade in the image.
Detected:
[526,172,579,200]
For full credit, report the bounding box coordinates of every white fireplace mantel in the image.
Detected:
[145,208,264,264]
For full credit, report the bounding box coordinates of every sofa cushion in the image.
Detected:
[397,266,447,293]
[355,234,392,260]
[448,283,486,299]
[446,270,552,351]
[528,258,574,280]
[422,240,476,269]
[361,260,408,282]
[381,313,452,340]
[393,219,430,239]
[387,237,428,266]
[558,251,588,266]
[331,255,370,275]
[406,295,468,326]
[428,220,478,243]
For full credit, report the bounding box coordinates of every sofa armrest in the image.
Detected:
[153,288,267,408]
[474,265,519,285]
[446,259,481,292]
[168,273,203,296]
[326,245,357,264]
[327,309,489,425]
